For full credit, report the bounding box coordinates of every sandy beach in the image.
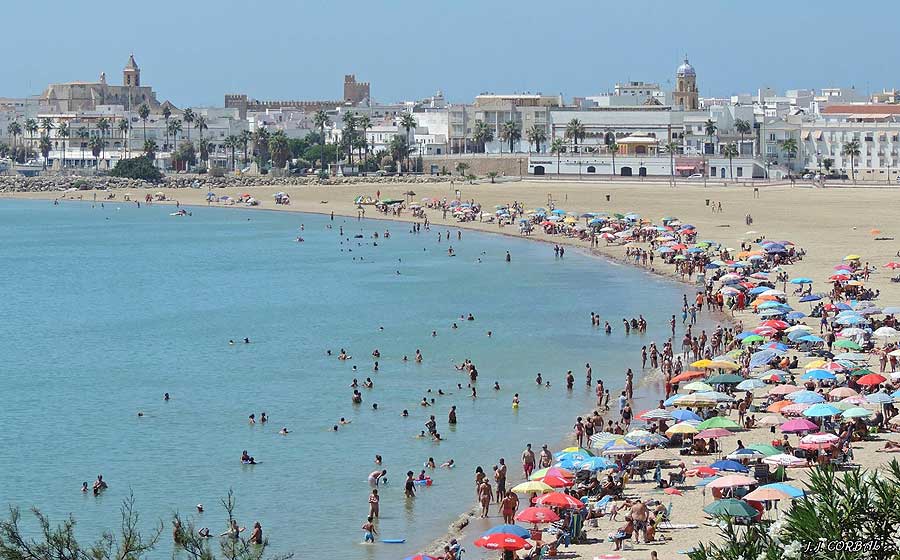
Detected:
[6,179,900,560]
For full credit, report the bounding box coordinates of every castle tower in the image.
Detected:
[123,54,140,87]
[672,58,698,111]
[343,74,370,106]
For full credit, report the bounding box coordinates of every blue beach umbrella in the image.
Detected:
[763,342,790,352]
[761,483,804,498]
[799,334,825,343]
[750,349,779,368]
[786,311,807,320]
[867,392,894,405]
[670,409,702,422]
[737,379,766,390]
[710,459,750,473]
[801,370,836,381]
[482,524,532,538]
[735,331,758,340]
[748,286,770,295]
[789,391,826,404]
[799,294,823,302]
[551,209,566,215]
[787,330,811,341]
[892,389,900,399]
[803,403,841,417]
[695,475,721,487]
[790,278,813,284]
[575,456,614,471]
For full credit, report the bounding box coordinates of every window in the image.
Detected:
[737,167,743,177]
[768,133,776,141]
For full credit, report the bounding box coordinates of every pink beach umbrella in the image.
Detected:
[780,403,812,416]
[829,387,858,399]
[707,475,758,489]
[779,418,818,433]
[769,384,802,396]
[695,428,733,439]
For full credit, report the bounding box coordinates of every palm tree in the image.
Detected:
[399,113,416,143]
[38,135,52,168]
[550,138,565,175]
[526,125,547,153]
[665,140,679,184]
[342,112,357,167]
[388,134,413,173]
[195,115,207,144]
[57,122,69,168]
[704,119,717,154]
[118,119,128,159]
[77,127,88,167]
[353,135,367,173]
[609,141,619,176]
[252,128,270,169]
[270,130,290,168]
[357,114,371,169]
[97,118,111,163]
[143,139,158,160]
[734,119,751,153]
[472,120,493,153]
[239,130,252,167]
[162,105,171,150]
[24,118,37,148]
[89,136,103,166]
[564,119,586,152]
[224,135,238,171]
[500,120,522,154]
[168,119,182,153]
[7,121,21,149]
[722,143,739,181]
[842,138,861,182]
[455,162,469,178]
[183,108,195,144]
[781,138,799,172]
[313,110,331,173]
[40,117,54,138]
[138,104,150,142]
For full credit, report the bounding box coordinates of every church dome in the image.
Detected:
[676,58,695,77]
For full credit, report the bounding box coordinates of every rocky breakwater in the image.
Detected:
[1,174,456,193]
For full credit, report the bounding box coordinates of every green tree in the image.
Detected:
[781,137,799,171]
[117,119,128,159]
[388,134,413,173]
[239,130,252,167]
[270,130,290,168]
[564,118,585,151]
[143,139,158,160]
[823,157,834,174]
[526,124,547,153]
[842,138,860,182]
[138,104,150,142]
[455,161,469,177]
[195,114,208,143]
[112,155,163,181]
[97,117,111,162]
[472,120,493,153]
[689,460,900,560]
[173,140,197,170]
[168,119,183,155]
[6,121,21,149]
[24,118,37,147]
[500,120,522,154]
[704,119,717,154]
[183,108,195,144]
[313,110,331,173]
[40,117,54,138]
[77,127,88,166]
[734,118,751,151]
[723,142,739,180]
[550,137,565,174]
[357,114,371,168]
[609,141,619,176]
[342,112,357,166]
[57,122,70,168]
[38,135,52,167]
[252,128,270,169]
[486,170,499,183]
[162,105,172,149]
[89,136,103,165]
[399,113,417,171]
[224,135,239,171]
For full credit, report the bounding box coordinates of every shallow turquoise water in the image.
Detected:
[0,199,696,559]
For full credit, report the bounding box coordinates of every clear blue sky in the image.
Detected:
[3,0,897,108]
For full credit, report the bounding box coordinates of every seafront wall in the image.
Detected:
[0,174,456,193]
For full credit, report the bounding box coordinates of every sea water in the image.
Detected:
[0,199,701,559]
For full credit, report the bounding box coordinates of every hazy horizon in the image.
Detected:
[3,0,897,108]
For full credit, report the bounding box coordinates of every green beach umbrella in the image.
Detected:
[725,349,745,359]
[849,368,873,376]
[841,407,872,418]
[683,381,714,392]
[697,417,741,430]
[747,444,781,457]
[832,401,857,411]
[741,335,765,345]
[704,498,759,518]
[706,374,744,384]
[614,213,625,219]
[833,340,862,350]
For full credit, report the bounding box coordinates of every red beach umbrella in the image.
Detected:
[515,506,560,524]
[671,370,706,383]
[536,492,584,509]
[474,533,532,551]
[539,475,573,488]
[760,320,789,330]
[884,262,900,269]
[857,373,887,386]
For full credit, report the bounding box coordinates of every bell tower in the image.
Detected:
[673,57,698,111]
[123,54,140,87]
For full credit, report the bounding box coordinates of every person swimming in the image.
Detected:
[441,459,455,468]
[279,427,290,435]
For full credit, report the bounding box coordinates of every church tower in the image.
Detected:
[123,54,140,87]
[673,58,698,111]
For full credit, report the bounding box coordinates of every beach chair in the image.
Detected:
[661,501,674,529]
[593,495,612,516]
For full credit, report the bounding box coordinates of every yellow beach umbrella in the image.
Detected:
[511,480,554,494]
[691,359,713,368]
[804,359,827,369]
[708,360,740,370]
[843,254,861,261]
[666,422,699,435]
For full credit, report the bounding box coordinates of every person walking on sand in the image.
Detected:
[522,444,535,478]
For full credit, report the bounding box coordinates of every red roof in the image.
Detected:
[821,104,900,115]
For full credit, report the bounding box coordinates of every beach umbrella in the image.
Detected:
[573,456,614,472]
[474,533,532,551]
[799,334,825,344]
[673,394,718,407]
[671,370,707,383]
[626,433,669,447]
[589,432,618,448]
[802,403,841,417]
[750,349,779,368]
[666,422,699,436]
[799,294,822,302]
[555,447,592,458]
[760,319,789,330]
[757,416,785,427]
[840,395,869,406]
[539,475,574,488]
[800,370,837,382]
[766,400,793,413]
[529,467,574,481]
[763,454,807,467]
[727,448,766,462]
[800,432,839,446]
[736,379,765,390]
[481,524,531,538]
[790,277,813,284]
[838,327,866,337]
[515,507,559,525]
[696,391,737,403]
[779,418,818,433]
[743,487,792,502]
[691,359,714,368]
[633,448,680,463]
[760,482,804,498]
[696,428,733,440]
[769,384,802,396]
[601,439,641,456]
[841,407,872,419]
[536,492,584,509]
[787,391,825,404]
[747,444,782,457]
[639,408,675,421]
[781,403,812,416]
[670,409,702,422]
[843,254,861,261]
[786,311,807,320]
[829,387,858,399]
[866,392,894,404]
[764,341,790,352]
[706,373,744,384]
[741,334,766,345]
[697,417,740,430]
[707,473,756,486]
[833,352,868,362]
[857,373,887,386]
[758,371,787,383]
[873,326,899,339]
[704,498,758,518]
[832,339,862,350]
[510,481,553,494]
[683,381,714,392]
